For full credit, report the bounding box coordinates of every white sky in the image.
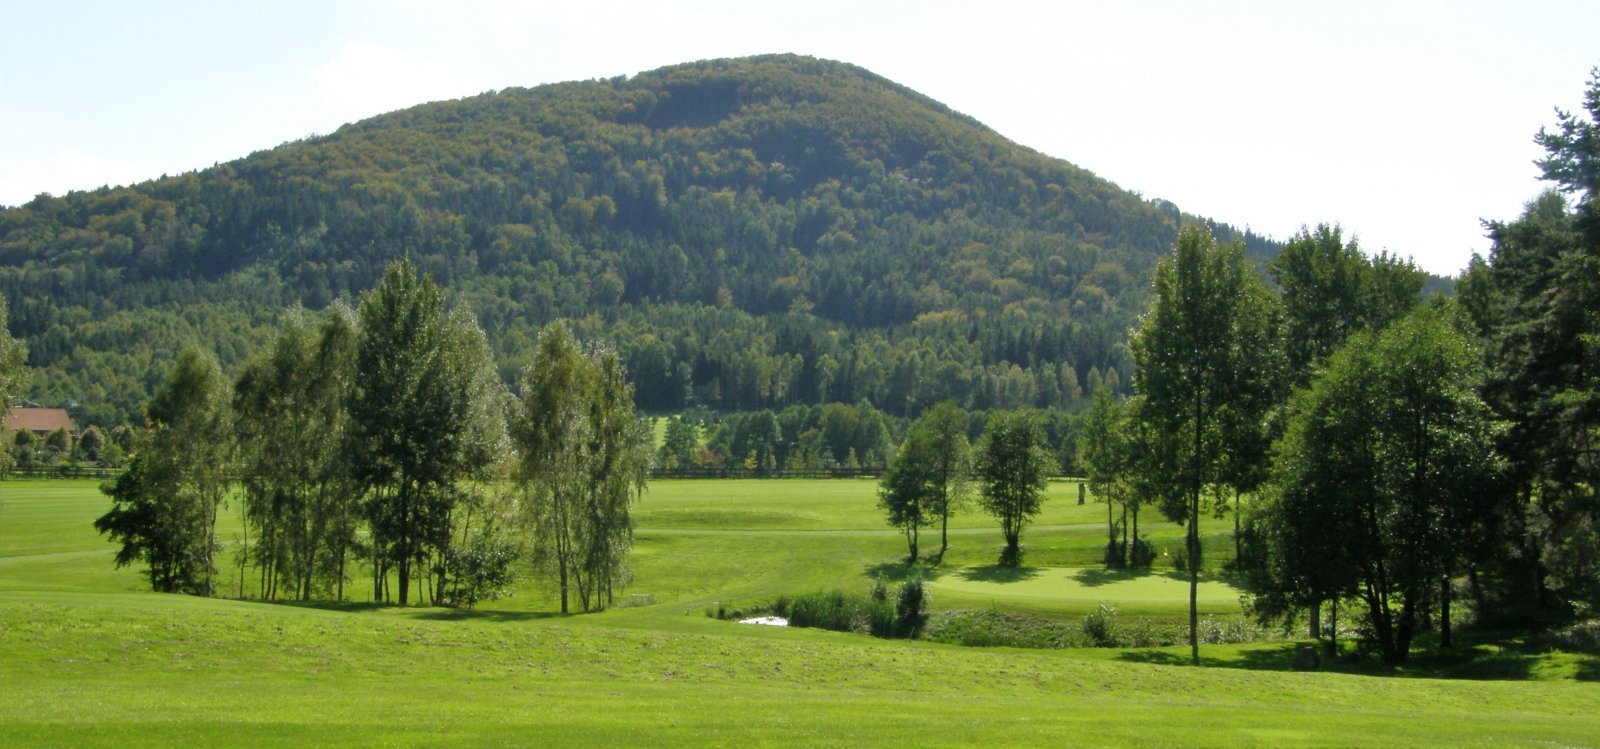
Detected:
[2,1,1595,276]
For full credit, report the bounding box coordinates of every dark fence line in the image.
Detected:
[7,464,1082,484]
[8,465,123,480]
[648,467,883,480]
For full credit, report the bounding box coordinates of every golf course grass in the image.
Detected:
[2,477,1597,746]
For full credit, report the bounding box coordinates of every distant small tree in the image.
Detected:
[975,410,1054,566]
[1079,387,1132,565]
[44,427,72,456]
[75,425,105,464]
[658,416,699,469]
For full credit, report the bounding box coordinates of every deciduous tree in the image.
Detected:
[974,409,1053,566]
[1131,225,1283,663]
[515,323,650,613]
[1254,304,1502,663]
[96,347,232,595]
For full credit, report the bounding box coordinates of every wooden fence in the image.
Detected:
[647,467,883,480]
[8,465,123,480]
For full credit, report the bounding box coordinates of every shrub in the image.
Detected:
[896,575,930,637]
[922,610,1075,648]
[869,577,889,604]
[1128,537,1156,567]
[442,538,519,608]
[1198,615,1263,645]
[1103,540,1126,567]
[865,598,896,637]
[1081,603,1120,647]
[787,590,859,632]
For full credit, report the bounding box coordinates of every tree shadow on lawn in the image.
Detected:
[1117,640,1593,681]
[1116,643,1307,671]
[864,560,1044,585]
[258,598,566,622]
[1071,567,1244,587]
[863,560,920,582]
[411,608,568,623]
[954,565,1042,584]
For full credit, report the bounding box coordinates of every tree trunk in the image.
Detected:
[559,562,570,614]
[1107,496,1115,547]
[1440,575,1453,649]
[1309,599,1321,639]
[939,507,949,561]
[1233,488,1241,562]
[1121,503,1129,550]
[1326,596,1339,658]
[1188,508,1199,664]
[1189,392,1202,666]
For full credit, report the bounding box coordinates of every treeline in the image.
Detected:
[0,54,1276,426]
[93,259,650,612]
[658,402,1084,476]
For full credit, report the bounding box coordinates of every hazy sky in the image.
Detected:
[3,1,1595,275]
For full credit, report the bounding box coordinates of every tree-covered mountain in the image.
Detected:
[0,54,1277,425]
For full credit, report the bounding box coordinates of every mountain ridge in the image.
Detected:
[0,54,1275,423]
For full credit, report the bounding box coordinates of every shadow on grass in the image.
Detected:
[1117,636,1600,682]
[1071,567,1234,587]
[1116,643,1304,671]
[411,608,567,622]
[955,565,1042,584]
[256,598,565,622]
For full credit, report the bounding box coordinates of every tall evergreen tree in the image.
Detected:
[1459,69,1600,615]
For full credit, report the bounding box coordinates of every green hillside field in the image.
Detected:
[2,478,1597,747]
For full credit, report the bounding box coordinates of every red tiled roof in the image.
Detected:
[4,408,75,434]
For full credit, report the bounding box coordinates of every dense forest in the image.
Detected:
[0,54,1282,426]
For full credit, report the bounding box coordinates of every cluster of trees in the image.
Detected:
[94,260,650,611]
[10,423,129,469]
[0,55,1284,428]
[877,402,1055,567]
[1070,70,1600,665]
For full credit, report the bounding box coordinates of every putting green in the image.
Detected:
[929,566,1243,614]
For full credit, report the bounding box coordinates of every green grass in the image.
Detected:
[2,477,1598,747]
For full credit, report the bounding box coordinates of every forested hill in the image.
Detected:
[0,54,1277,425]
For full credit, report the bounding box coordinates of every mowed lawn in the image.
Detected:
[2,478,1598,747]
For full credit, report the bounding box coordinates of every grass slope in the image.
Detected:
[2,478,1597,747]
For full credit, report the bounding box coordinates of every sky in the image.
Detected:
[2,1,1595,276]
